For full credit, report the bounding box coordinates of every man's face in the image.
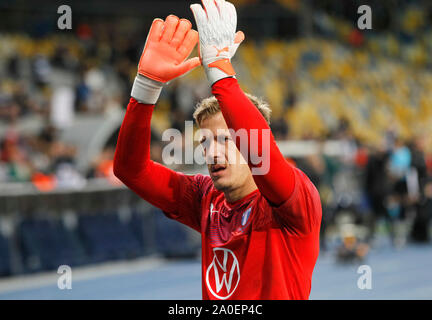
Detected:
[198,112,251,191]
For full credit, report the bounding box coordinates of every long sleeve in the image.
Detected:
[113,97,209,232]
[212,78,295,206]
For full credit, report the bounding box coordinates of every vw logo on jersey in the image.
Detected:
[206,248,240,300]
[241,207,252,226]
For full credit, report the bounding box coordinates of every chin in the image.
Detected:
[212,177,231,191]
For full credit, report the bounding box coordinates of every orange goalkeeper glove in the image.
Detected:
[131,15,201,104]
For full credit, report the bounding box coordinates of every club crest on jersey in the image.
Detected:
[241,207,252,226]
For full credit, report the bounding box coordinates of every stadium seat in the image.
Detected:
[78,212,142,263]
[18,218,87,273]
[0,234,11,276]
[154,209,199,259]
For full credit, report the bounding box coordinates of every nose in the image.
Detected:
[205,139,225,165]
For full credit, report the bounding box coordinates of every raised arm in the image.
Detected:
[211,78,295,206]
[191,0,321,234]
[113,16,207,231]
[190,0,294,206]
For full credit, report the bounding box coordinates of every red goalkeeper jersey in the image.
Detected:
[114,77,321,300]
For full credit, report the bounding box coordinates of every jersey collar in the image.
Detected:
[223,188,259,210]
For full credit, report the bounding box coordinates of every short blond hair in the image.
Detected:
[193,93,272,126]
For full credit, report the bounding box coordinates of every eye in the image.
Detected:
[200,137,211,149]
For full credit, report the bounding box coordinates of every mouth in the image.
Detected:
[210,164,227,178]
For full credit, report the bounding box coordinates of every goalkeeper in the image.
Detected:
[114,0,321,300]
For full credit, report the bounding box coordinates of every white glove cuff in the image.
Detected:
[131,74,163,104]
[205,67,235,86]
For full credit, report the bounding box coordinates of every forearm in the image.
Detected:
[113,98,180,212]
[212,77,295,205]
[114,98,153,177]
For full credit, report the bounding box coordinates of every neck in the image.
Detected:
[224,175,258,203]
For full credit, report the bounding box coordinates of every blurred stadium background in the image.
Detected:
[0,0,431,299]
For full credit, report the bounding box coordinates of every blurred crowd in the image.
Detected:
[296,132,432,259]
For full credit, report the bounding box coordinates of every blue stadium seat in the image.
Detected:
[18,219,87,273]
[129,211,157,255]
[154,210,199,258]
[0,234,11,276]
[78,212,142,263]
